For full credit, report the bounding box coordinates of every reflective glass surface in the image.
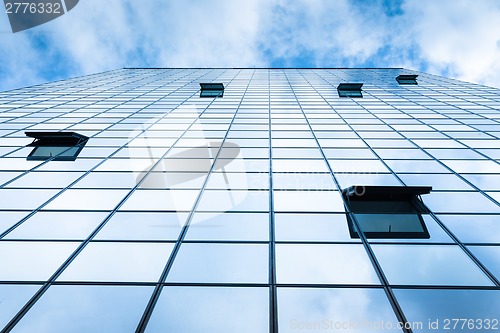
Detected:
[468,246,500,280]
[274,191,344,212]
[436,215,500,244]
[95,212,187,241]
[0,285,40,331]
[185,212,269,241]
[372,245,494,286]
[57,242,175,282]
[4,212,106,240]
[167,243,268,283]
[278,288,400,333]
[394,289,500,333]
[276,244,379,284]
[11,285,153,333]
[1,68,500,331]
[275,213,358,242]
[146,287,269,333]
[0,212,28,235]
[0,241,79,281]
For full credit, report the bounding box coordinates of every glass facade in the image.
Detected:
[0,68,499,332]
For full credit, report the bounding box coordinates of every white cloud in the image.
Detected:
[51,0,268,71]
[1,0,499,91]
[402,0,500,87]
[257,0,390,66]
[257,0,500,87]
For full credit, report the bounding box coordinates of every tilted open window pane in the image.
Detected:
[337,83,363,98]
[25,132,89,161]
[342,185,432,239]
[199,83,224,98]
[396,74,418,85]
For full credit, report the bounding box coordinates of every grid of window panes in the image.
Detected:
[0,68,499,333]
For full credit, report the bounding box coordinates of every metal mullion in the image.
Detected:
[268,69,279,333]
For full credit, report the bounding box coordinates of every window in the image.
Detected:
[337,83,363,98]
[396,74,418,85]
[25,132,88,161]
[199,83,224,98]
[342,185,432,239]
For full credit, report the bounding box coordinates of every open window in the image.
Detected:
[25,132,89,161]
[396,74,418,85]
[200,83,224,98]
[342,185,432,239]
[337,83,363,98]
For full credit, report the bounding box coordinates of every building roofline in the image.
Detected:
[123,67,407,70]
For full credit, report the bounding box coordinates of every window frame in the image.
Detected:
[25,131,89,161]
[199,83,224,98]
[342,185,432,239]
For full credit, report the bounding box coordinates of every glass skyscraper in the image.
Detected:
[0,68,498,333]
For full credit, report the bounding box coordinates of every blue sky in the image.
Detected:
[1,0,500,91]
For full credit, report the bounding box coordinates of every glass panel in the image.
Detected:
[28,146,80,161]
[276,244,379,284]
[0,189,59,210]
[0,241,79,281]
[423,192,500,214]
[73,172,138,189]
[436,215,500,244]
[352,213,429,239]
[487,191,500,204]
[366,215,453,243]
[275,213,359,242]
[42,189,128,211]
[399,173,473,190]
[323,148,377,159]
[35,159,101,172]
[196,190,268,212]
[5,172,85,188]
[272,148,322,158]
[373,148,430,160]
[0,285,40,331]
[119,189,200,211]
[4,212,106,240]
[272,173,336,190]
[372,245,494,286]
[0,172,22,186]
[140,171,209,189]
[468,246,500,280]
[95,212,187,241]
[166,243,268,283]
[273,159,329,173]
[185,212,269,241]
[57,242,174,282]
[11,285,153,333]
[394,289,500,333]
[384,160,450,173]
[329,160,389,173]
[274,191,344,213]
[278,288,400,333]
[0,212,28,235]
[145,286,268,333]
[335,173,401,187]
[205,172,268,190]
[442,160,500,174]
